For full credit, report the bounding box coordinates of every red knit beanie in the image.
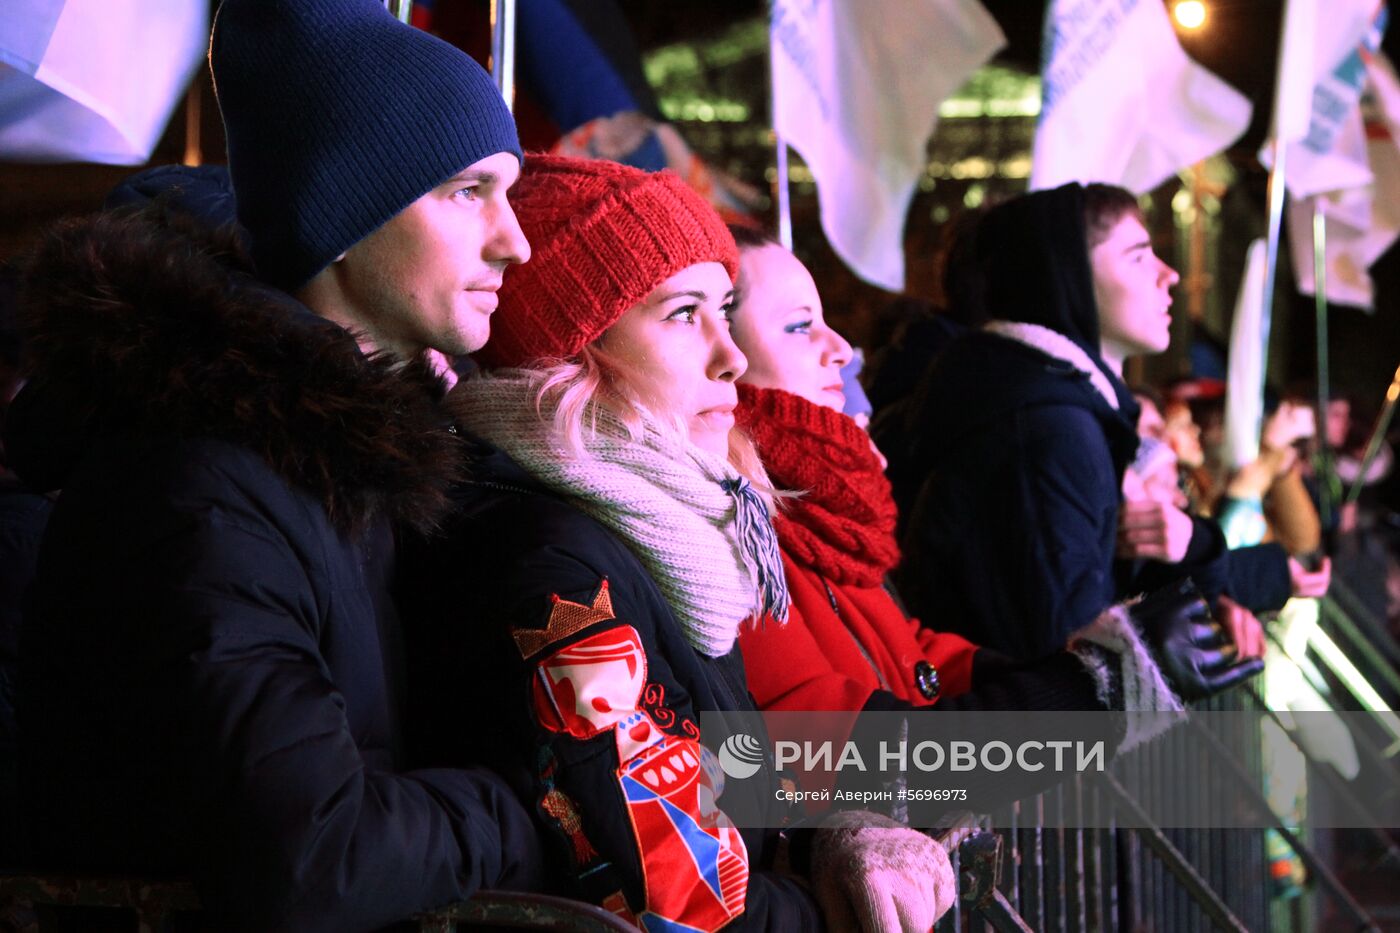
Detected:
[477,153,740,369]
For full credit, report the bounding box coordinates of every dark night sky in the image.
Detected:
[625,0,1400,153]
[614,0,1400,403]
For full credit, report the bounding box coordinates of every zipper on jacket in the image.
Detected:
[819,576,891,692]
[464,478,538,497]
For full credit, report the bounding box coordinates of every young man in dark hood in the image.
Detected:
[1,1,541,929]
[881,184,1216,659]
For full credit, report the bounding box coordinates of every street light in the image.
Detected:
[1174,1,1207,30]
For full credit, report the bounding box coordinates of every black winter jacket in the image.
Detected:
[880,185,1145,659]
[884,329,1140,659]
[1225,543,1294,613]
[2,205,543,931]
[0,476,49,867]
[398,438,822,932]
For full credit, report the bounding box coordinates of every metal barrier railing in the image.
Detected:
[0,833,1030,933]
[4,592,1393,933]
[955,587,1400,933]
[0,879,640,933]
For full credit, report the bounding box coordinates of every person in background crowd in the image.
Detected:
[0,1,545,928]
[1214,400,1323,555]
[1164,382,1324,558]
[725,227,1260,740]
[397,154,954,933]
[1311,392,1398,633]
[865,212,985,421]
[863,296,964,417]
[1129,389,1332,659]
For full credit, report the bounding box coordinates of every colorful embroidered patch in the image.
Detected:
[614,709,667,761]
[513,578,617,658]
[641,681,700,739]
[540,786,600,867]
[618,736,749,931]
[532,625,647,739]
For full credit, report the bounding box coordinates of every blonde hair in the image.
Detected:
[520,343,781,514]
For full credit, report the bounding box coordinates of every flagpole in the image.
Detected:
[1346,362,1400,506]
[773,135,793,250]
[768,21,792,251]
[490,0,517,112]
[1255,139,1287,459]
[1312,203,1332,528]
[1254,0,1304,467]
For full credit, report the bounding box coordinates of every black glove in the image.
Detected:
[1130,578,1265,701]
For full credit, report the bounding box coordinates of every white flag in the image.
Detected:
[1287,43,1400,312]
[1264,0,1385,197]
[1031,0,1251,193]
[1225,239,1269,471]
[0,0,208,164]
[771,0,1005,291]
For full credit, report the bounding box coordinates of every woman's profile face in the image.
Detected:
[599,261,747,457]
[729,244,852,411]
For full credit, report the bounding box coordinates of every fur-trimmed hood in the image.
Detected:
[4,204,463,534]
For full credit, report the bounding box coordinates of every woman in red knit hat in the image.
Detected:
[396,154,955,933]
[727,228,1260,728]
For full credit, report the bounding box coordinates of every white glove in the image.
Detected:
[810,809,955,933]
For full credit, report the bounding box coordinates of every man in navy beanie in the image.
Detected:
[3,0,540,929]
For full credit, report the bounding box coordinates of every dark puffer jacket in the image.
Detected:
[884,331,1139,659]
[397,438,822,932]
[880,185,1142,659]
[2,203,542,931]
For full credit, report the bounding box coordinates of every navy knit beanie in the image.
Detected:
[210,0,521,291]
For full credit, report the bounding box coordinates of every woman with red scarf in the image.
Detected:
[727,227,1259,720]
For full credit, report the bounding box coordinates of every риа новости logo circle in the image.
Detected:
[718,733,764,779]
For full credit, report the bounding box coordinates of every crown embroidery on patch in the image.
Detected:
[512,578,616,657]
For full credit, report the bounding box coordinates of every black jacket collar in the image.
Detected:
[6,204,463,534]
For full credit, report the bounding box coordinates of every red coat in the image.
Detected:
[740,552,979,712]
[733,384,981,714]
[735,386,1106,817]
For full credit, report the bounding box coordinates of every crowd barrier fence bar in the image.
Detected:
[0,878,641,932]
[1097,772,1250,933]
[1188,705,1382,931]
[1322,582,1400,701]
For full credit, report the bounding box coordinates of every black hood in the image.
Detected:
[974,183,1102,359]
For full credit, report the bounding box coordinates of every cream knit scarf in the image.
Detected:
[448,370,789,658]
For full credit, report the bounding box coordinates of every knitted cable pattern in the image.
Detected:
[449,370,789,657]
[736,384,900,586]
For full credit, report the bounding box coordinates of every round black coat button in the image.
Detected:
[914,660,941,700]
